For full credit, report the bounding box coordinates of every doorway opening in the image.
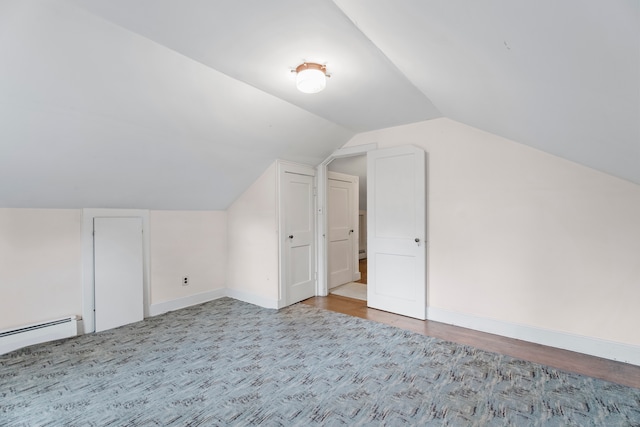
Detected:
[81,208,150,334]
[316,143,377,298]
[317,143,427,320]
[327,157,367,301]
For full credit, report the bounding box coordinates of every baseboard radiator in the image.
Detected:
[0,316,78,355]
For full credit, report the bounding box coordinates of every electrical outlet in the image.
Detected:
[182,276,189,286]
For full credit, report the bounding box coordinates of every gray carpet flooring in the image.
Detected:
[1,297,639,426]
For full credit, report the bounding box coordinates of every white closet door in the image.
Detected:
[94,217,143,332]
[282,170,316,306]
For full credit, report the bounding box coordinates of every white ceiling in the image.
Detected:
[0,1,637,210]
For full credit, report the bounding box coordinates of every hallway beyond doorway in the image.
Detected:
[329,258,367,301]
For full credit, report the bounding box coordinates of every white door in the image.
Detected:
[327,172,358,289]
[282,170,316,305]
[94,217,144,332]
[367,145,426,319]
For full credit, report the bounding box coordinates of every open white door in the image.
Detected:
[327,172,358,289]
[94,217,144,332]
[367,145,426,319]
[282,168,316,306]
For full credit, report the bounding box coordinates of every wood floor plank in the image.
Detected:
[301,295,640,389]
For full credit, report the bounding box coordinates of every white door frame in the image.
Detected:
[81,208,151,334]
[317,143,377,296]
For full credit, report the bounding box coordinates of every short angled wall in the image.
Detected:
[149,210,227,309]
[0,209,83,333]
[149,289,226,317]
[226,288,279,310]
[226,163,280,304]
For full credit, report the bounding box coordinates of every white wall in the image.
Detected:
[0,208,229,331]
[226,162,279,307]
[149,210,226,308]
[0,208,82,330]
[345,118,640,348]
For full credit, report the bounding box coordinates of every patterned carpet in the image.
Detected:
[1,298,639,426]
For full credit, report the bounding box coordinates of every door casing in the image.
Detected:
[318,143,427,319]
[81,208,150,334]
[317,143,377,296]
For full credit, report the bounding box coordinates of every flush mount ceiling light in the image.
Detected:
[293,62,330,94]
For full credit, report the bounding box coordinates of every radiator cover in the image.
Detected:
[0,316,78,355]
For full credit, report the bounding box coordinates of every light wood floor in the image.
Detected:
[301,294,640,389]
[355,258,367,284]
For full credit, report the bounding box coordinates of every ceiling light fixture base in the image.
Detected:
[293,62,330,94]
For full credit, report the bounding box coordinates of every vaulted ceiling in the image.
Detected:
[1,1,637,209]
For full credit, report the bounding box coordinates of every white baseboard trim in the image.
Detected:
[226,288,279,309]
[428,307,640,366]
[76,318,85,336]
[148,287,280,317]
[149,288,226,317]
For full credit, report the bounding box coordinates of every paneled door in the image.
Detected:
[94,217,144,332]
[367,145,426,319]
[281,167,316,306]
[327,171,358,289]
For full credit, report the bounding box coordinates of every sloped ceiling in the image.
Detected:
[0,1,637,210]
[335,0,639,185]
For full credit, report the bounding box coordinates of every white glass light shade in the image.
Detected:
[296,68,326,94]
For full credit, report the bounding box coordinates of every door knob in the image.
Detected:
[349,229,354,234]
[415,238,420,242]
[289,235,294,239]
